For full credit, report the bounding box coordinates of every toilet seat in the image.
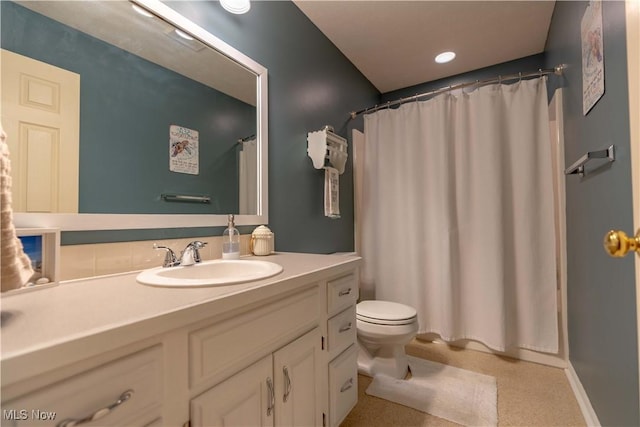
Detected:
[356,300,417,326]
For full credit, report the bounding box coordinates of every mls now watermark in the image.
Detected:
[3,409,57,421]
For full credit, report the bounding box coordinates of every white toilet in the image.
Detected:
[356,300,419,379]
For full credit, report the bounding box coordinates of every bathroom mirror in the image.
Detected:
[3,0,268,230]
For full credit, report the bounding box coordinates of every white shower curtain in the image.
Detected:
[360,77,558,353]
[239,139,257,214]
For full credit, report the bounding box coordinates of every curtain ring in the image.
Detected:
[518,72,522,82]
[498,75,502,85]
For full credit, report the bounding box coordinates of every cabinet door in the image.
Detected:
[191,355,274,427]
[273,327,322,427]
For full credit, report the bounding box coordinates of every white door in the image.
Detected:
[190,355,274,427]
[273,328,323,427]
[1,49,80,213]
[624,0,640,410]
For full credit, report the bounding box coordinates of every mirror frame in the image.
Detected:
[13,0,268,230]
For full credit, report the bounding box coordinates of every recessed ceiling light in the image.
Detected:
[435,51,456,64]
[220,0,251,14]
[175,29,194,41]
[131,4,153,18]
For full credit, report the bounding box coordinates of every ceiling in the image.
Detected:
[293,1,556,94]
[16,1,257,105]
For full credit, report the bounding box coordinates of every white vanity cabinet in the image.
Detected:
[322,272,359,427]
[0,253,361,427]
[191,327,322,427]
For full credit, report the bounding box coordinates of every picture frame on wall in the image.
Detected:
[581,0,605,115]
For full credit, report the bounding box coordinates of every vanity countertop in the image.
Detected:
[1,252,360,386]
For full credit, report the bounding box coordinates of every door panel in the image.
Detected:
[190,355,273,427]
[1,48,80,213]
[273,328,322,427]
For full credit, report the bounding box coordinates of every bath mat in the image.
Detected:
[365,356,497,426]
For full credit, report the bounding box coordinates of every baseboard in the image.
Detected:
[565,362,601,427]
[423,336,568,369]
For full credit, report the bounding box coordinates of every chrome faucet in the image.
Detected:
[153,241,207,267]
[179,241,208,266]
[153,244,180,267]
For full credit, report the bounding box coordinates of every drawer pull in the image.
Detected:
[338,288,352,297]
[340,378,353,393]
[57,389,134,427]
[266,377,275,416]
[339,322,352,333]
[283,366,292,402]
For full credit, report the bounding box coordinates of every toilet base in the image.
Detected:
[357,341,410,379]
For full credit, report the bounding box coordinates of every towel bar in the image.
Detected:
[565,145,615,177]
[161,194,211,203]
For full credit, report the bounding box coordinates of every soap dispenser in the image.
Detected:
[222,214,240,259]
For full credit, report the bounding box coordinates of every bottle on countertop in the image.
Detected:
[222,214,240,260]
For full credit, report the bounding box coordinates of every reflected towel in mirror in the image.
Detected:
[1,123,34,291]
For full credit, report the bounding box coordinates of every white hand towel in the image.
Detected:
[324,167,340,219]
[1,123,34,291]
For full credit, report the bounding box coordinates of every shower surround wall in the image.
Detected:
[545,1,638,426]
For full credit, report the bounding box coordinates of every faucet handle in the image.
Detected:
[153,244,180,267]
[183,240,207,264]
[188,240,207,249]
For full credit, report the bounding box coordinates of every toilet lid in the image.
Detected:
[356,300,417,325]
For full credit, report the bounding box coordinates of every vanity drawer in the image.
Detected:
[327,306,356,360]
[189,286,319,388]
[4,346,163,427]
[328,344,358,427]
[327,273,358,317]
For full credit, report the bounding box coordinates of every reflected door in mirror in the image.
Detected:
[1,49,80,213]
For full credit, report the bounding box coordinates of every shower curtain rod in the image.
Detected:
[349,64,564,119]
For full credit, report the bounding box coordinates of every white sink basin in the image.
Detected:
[136,259,283,287]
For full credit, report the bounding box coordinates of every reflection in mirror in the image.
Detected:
[1,0,268,230]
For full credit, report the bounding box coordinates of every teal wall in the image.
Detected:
[545,1,638,425]
[165,1,379,253]
[1,1,256,215]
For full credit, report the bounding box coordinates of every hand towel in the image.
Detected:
[1,123,34,291]
[324,167,340,219]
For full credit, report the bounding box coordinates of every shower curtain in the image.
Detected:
[239,138,257,214]
[360,77,558,353]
